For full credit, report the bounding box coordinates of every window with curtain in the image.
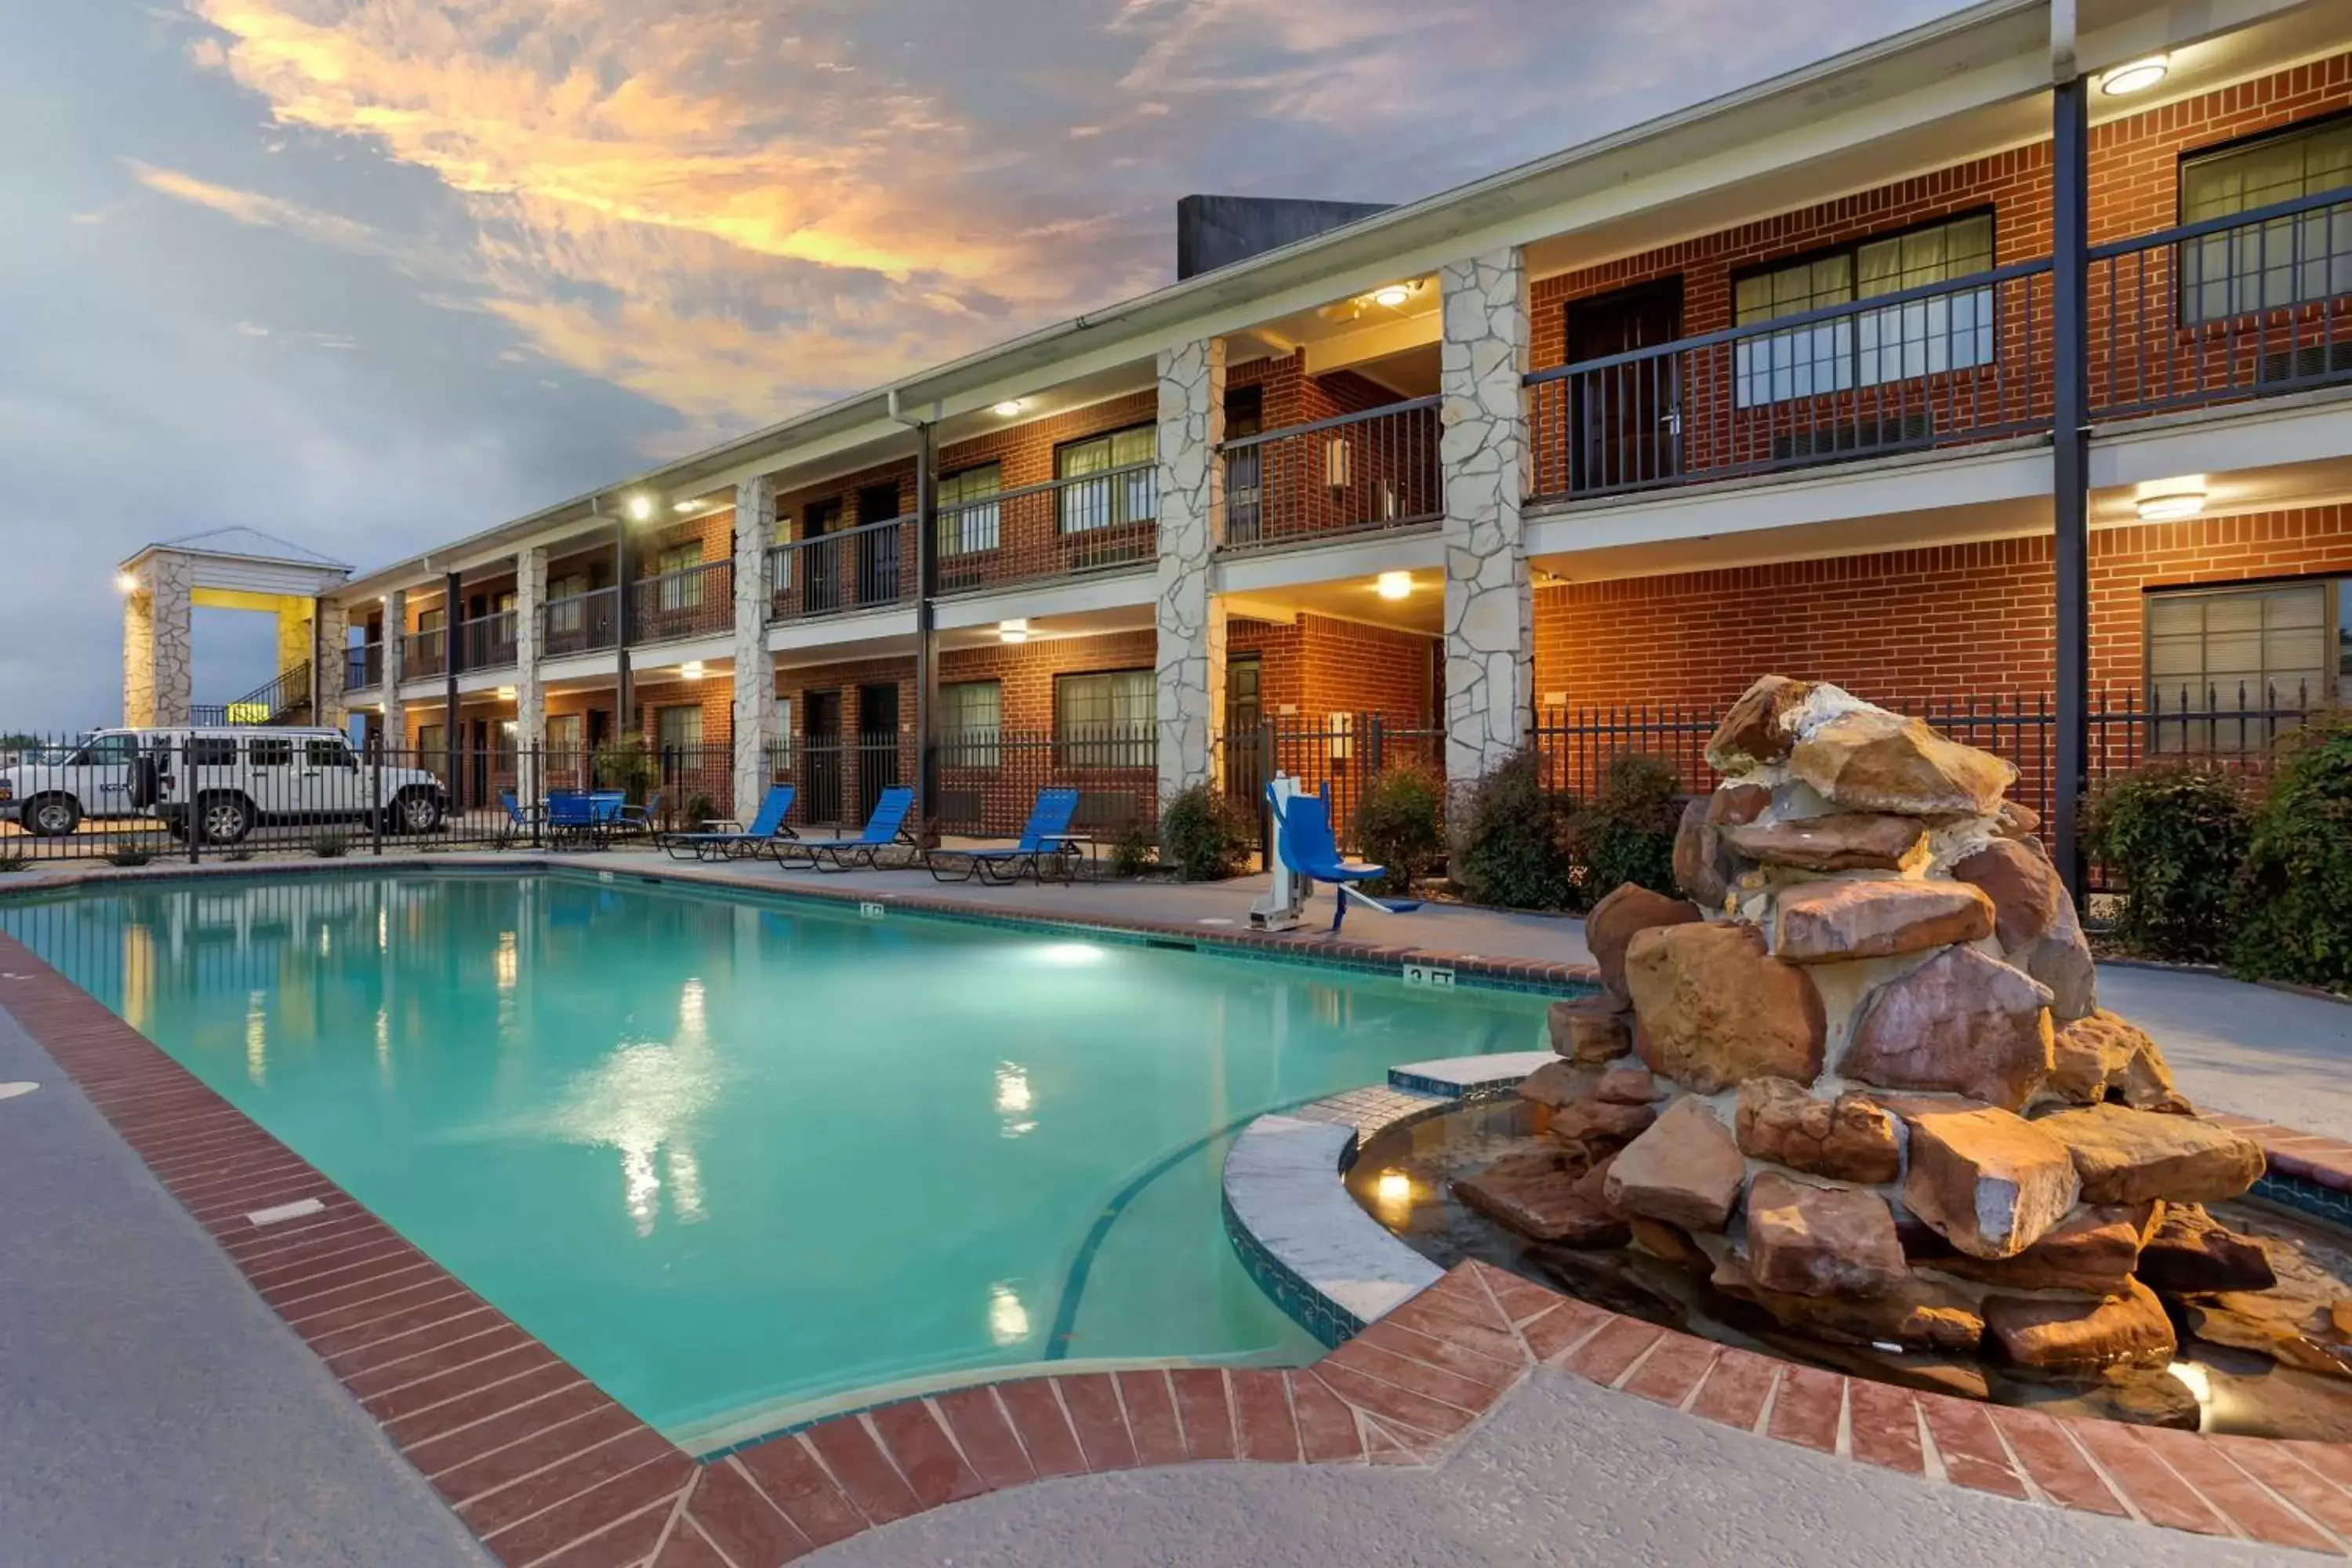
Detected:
[1733,212,1996,406]
[656,543,703,612]
[656,704,703,753]
[1055,426,1156,533]
[939,680,1002,768]
[2147,580,2337,753]
[548,713,583,770]
[1055,670,1153,767]
[2179,119,2352,323]
[545,572,588,634]
[938,463,1002,555]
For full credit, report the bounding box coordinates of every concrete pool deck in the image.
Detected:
[4,850,2352,1565]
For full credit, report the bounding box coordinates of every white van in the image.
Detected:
[0,728,446,842]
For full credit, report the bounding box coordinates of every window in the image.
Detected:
[2147,580,2339,753]
[416,724,446,771]
[68,734,139,768]
[2180,119,2352,322]
[1055,670,1153,768]
[245,738,295,768]
[938,463,1002,555]
[189,737,238,768]
[1732,212,1996,406]
[546,572,590,634]
[939,680,1002,769]
[417,606,445,633]
[1224,387,1265,542]
[656,704,704,753]
[307,739,356,769]
[1056,426,1156,534]
[656,543,703,612]
[548,713,583,759]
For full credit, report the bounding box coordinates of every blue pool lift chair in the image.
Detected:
[1265,782,1420,933]
[778,786,917,873]
[656,784,799,862]
[924,787,1083,885]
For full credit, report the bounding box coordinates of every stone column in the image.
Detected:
[315,597,350,730]
[382,587,407,753]
[122,554,193,728]
[515,546,547,802]
[1154,336,1226,802]
[731,474,779,822]
[274,597,311,682]
[1439,247,1534,785]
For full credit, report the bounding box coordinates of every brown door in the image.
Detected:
[855,483,901,607]
[1566,280,1683,495]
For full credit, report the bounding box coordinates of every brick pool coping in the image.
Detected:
[5,862,2352,1561]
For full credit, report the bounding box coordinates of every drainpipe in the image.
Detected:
[614,503,635,743]
[445,568,463,805]
[889,387,943,838]
[2049,0,2091,902]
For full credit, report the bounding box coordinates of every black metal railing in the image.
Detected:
[346,641,383,692]
[2091,183,2352,419]
[191,661,313,728]
[630,559,733,644]
[542,586,620,658]
[767,517,913,623]
[458,610,517,671]
[1218,397,1442,549]
[933,464,1157,595]
[1213,714,1444,860]
[1527,260,2055,503]
[403,626,447,681]
[933,725,1159,840]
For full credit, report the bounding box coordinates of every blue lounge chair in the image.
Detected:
[658,785,799,862]
[612,790,664,840]
[779,786,916,872]
[926,788,1082,885]
[1269,786,1419,933]
[497,788,546,848]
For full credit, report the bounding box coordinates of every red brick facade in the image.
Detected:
[1229,614,1439,728]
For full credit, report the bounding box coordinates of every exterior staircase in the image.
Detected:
[191,661,312,727]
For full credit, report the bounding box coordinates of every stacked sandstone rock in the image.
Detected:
[1461,676,2293,1378]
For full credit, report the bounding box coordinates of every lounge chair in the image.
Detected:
[497,788,546,848]
[658,784,799,862]
[1269,786,1418,933]
[612,790,664,840]
[926,788,1082,885]
[777,786,916,872]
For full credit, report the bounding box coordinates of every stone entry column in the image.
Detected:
[731,474,779,821]
[382,587,407,753]
[274,599,311,683]
[122,555,192,728]
[516,546,547,800]
[1154,336,1226,802]
[1439,247,1534,786]
[315,598,350,729]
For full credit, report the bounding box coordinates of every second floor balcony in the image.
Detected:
[766,515,911,624]
[1217,398,1442,550]
[542,586,619,659]
[459,608,517,672]
[934,463,1157,596]
[402,625,446,681]
[345,641,383,692]
[631,558,734,645]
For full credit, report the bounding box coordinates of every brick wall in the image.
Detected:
[1534,503,2352,711]
[938,630,1156,732]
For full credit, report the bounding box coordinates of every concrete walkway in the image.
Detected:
[805,1366,2304,1566]
[0,1004,489,1568]
[2096,964,2352,1140]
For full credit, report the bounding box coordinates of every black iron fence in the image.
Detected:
[630,560,733,645]
[1218,398,1443,550]
[932,726,1158,840]
[1213,714,1446,861]
[766,517,912,623]
[543,586,621,658]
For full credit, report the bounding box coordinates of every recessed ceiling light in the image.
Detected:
[998,617,1029,644]
[999,628,1028,644]
[681,660,705,681]
[672,498,703,514]
[992,400,1025,418]
[2136,487,2205,522]
[1370,284,1413,309]
[1375,571,1413,601]
[495,684,517,702]
[2100,56,2169,96]
[624,493,656,522]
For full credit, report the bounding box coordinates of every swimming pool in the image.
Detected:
[1,871,1552,1450]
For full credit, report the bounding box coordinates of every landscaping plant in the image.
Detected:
[2083,763,2249,963]
[593,734,659,802]
[1109,815,1157,879]
[0,853,27,873]
[2231,711,2352,993]
[1159,784,1254,882]
[104,846,153,867]
[1450,746,1575,910]
[1354,763,1445,896]
[311,830,352,859]
[1563,753,1682,911]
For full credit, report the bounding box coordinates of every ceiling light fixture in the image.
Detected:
[1376,571,1413,601]
[672,498,703,514]
[624,492,656,522]
[2100,56,2169,96]
[1370,283,1414,309]
[992,399,1025,418]
[681,660,705,681]
[998,618,1029,645]
[114,572,139,594]
[2136,486,2206,522]
[495,685,517,702]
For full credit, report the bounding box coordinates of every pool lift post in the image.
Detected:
[1249,774,1310,932]
[1250,773,1417,934]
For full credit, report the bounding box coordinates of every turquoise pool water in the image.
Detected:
[0,872,1549,1448]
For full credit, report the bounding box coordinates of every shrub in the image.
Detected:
[593,735,658,800]
[225,848,257,862]
[1355,764,1445,895]
[1450,746,1574,910]
[1160,785,1254,883]
[0,853,27,873]
[104,846,154,868]
[1563,753,1683,912]
[1110,816,1157,879]
[682,795,717,833]
[2231,711,2352,992]
[2082,764,2249,963]
[311,831,352,859]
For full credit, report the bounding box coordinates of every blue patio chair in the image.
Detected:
[778,786,917,873]
[1269,785,1419,933]
[658,785,799,862]
[496,788,546,848]
[612,790,664,840]
[546,789,602,851]
[925,788,1083,885]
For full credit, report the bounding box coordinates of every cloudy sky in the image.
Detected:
[1,0,1958,730]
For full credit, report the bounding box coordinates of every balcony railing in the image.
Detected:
[1527,260,2055,503]
[345,641,383,692]
[2090,184,2352,420]
[541,586,619,659]
[766,516,913,624]
[1218,397,1442,549]
[459,609,517,672]
[402,626,446,681]
[934,463,1157,596]
[630,558,733,644]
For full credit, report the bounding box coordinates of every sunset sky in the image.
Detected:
[2,0,1957,728]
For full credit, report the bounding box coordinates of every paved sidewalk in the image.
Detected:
[2096,964,2352,1140]
[0,1002,489,1568]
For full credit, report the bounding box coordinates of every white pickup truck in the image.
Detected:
[0,727,447,843]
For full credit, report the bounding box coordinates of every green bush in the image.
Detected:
[2083,764,2249,962]
[1109,816,1157,878]
[0,853,27,873]
[1450,746,1574,910]
[311,830,352,859]
[2231,712,2352,991]
[593,735,658,801]
[682,794,718,832]
[104,846,154,868]
[1160,785,1254,882]
[1355,764,1445,896]
[1563,753,1682,912]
